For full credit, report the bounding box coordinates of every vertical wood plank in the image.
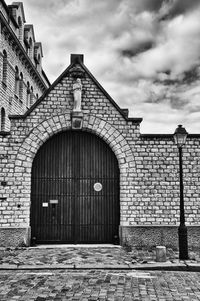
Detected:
[31,131,120,244]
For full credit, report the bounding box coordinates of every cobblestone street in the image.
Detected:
[0,269,200,300]
[0,246,200,300]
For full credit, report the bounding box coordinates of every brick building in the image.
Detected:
[0,0,50,131]
[0,53,200,248]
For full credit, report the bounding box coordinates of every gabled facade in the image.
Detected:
[0,54,200,248]
[0,0,50,131]
[24,24,35,60]
[34,42,43,73]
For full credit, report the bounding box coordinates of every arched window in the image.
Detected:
[15,66,20,96]
[36,93,39,99]
[18,16,23,42]
[1,108,6,131]
[28,37,33,59]
[19,72,23,100]
[30,86,34,105]
[37,54,41,72]
[2,50,8,84]
[26,81,31,108]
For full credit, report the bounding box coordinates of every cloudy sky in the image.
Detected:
[7,0,200,133]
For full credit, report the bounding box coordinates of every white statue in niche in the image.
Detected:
[72,78,82,111]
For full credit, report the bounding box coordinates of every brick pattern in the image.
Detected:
[0,37,42,124]
[130,137,200,226]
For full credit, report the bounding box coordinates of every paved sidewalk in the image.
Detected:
[0,245,200,271]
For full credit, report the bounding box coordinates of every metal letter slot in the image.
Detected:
[50,200,58,204]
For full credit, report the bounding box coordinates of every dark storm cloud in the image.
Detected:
[158,0,200,21]
[183,67,200,84]
[174,0,200,13]
[156,66,200,86]
[130,0,162,13]
[121,41,154,57]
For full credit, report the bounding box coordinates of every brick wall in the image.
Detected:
[0,0,49,131]
[0,57,199,248]
[0,33,44,120]
[120,136,200,226]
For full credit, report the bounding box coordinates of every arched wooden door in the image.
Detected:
[31,131,120,244]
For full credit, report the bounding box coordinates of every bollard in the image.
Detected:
[156,246,166,262]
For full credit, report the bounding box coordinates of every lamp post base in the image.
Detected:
[178,225,188,260]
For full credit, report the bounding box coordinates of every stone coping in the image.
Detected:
[29,244,121,249]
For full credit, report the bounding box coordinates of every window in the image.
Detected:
[0,108,5,131]
[37,54,41,72]
[19,72,23,100]
[14,67,20,97]
[26,81,30,107]
[18,16,23,42]
[2,50,7,84]
[28,37,33,59]
[30,86,34,105]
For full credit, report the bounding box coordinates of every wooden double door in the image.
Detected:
[31,131,120,243]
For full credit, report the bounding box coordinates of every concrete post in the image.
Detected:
[156,246,166,262]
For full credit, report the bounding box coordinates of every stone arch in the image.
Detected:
[14,114,135,229]
[14,114,134,175]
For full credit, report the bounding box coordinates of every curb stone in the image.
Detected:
[0,262,200,271]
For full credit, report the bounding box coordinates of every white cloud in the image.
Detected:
[5,0,200,133]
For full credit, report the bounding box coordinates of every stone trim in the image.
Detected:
[141,134,200,139]
[141,134,173,138]
[15,114,134,171]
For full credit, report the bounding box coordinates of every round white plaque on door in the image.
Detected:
[94,182,102,192]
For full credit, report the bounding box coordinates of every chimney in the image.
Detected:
[70,54,84,64]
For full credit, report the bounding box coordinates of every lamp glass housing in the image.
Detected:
[174,125,188,147]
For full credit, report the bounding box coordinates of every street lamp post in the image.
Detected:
[173,125,189,260]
